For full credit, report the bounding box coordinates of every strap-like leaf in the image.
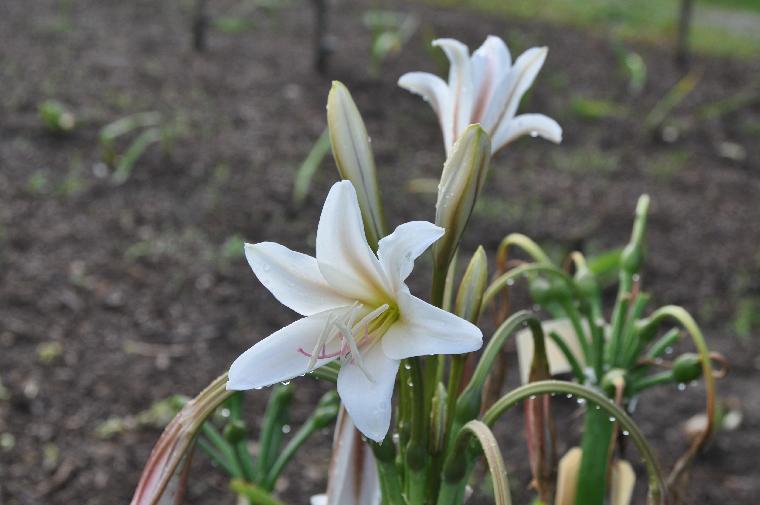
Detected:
[455,420,513,505]
[482,380,666,505]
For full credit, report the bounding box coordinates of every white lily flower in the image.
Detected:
[398,35,562,156]
[227,180,482,442]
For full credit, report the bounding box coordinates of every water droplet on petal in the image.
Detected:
[529,131,539,138]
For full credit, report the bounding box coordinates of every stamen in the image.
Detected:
[352,303,389,335]
[305,312,336,371]
[335,320,374,382]
[298,302,391,382]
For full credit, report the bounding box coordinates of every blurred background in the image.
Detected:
[0,0,758,503]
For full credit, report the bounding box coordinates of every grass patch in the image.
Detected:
[423,0,760,58]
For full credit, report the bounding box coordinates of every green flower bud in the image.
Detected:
[327,81,387,250]
[672,353,702,383]
[432,125,491,275]
[223,419,247,444]
[529,277,553,306]
[621,194,650,274]
[312,390,340,429]
[39,100,76,133]
[620,242,643,274]
[550,277,572,303]
[454,246,488,323]
[574,264,599,300]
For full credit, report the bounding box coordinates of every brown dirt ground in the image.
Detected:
[1,0,759,504]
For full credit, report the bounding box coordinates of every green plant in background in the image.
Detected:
[291,129,331,208]
[489,196,725,504]
[613,44,647,96]
[363,10,418,78]
[130,34,722,505]
[39,99,76,133]
[99,112,185,185]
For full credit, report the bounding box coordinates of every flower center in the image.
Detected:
[298,302,399,381]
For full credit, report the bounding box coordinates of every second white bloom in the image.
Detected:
[398,35,562,156]
[227,180,482,442]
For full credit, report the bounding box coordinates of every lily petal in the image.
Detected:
[381,290,482,360]
[491,113,562,153]
[227,310,345,390]
[471,35,511,122]
[316,181,390,303]
[377,221,444,294]
[245,242,353,316]
[398,72,454,153]
[481,47,548,134]
[319,407,382,505]
[433,38,474,145]
[337,345,400,442]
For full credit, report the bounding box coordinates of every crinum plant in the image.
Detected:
[129,35,714,505]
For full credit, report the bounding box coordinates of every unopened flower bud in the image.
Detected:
[312,391,340,429]
[433,124,491,275]
[327,81,387,250]
[455,246,488,323]
[574,264,599,300]
[672,353,702,383]
[529,277,553,306]
[223,419,247,444]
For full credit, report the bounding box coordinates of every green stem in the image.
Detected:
[202,423,243,479]
[445,355,465,440]
[255,384,293,483]
[406,357,428,503]
[617,292,651,368]
[309,364,339,383]
[645,328,682,359]
[371,435,405,505]
[263,419,318,490]
[559,299,591,363]
[607,272,632,364]
[629,370,674,395]
[197,437,237,475]
[231,479,288,505]
[481,264,575,315]
[589,302,606,381]
[575,405,615,505]
[547,331,585,382]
